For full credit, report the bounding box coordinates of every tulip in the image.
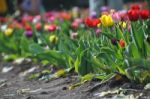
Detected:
[36,23,42,31]
[119,39,125,48]
[140,10,150,20]
[48,25,57,32]
[4,28,13,36]
[111,12,121,23]
[85,18,100,28]
[48,16,55,22]
[25,31,33,38]
[44,24,49,31]
[70,32,78,40]
[127,9,140,21]
[119,22,127,29]
[93,19,101,27]
[49,35,58,44]
[0,17,7,23]
[100,15,114,27]
[25,25,32,31]
[71,22,79,30]
[74,18,83,24]
[95,29,101,37]
[100,6,109,12]
[72,7,79,18]
[85,18,93,27]
[131,4,140,10]
[111,38,118,45]
[90,11,97,18]
[33,15,41,24]
[60,12,71,20]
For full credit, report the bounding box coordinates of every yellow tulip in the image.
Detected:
[44,24,49,31]
[49,35,58,44]
[119,22,127,29]
[4,28,13,36]
[100,15,114,27]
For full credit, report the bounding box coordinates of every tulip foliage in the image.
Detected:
[0,6,150,84]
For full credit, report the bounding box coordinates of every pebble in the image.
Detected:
[40,91,48,94]
[62,86,67,90]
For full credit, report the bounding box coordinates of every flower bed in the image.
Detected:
[0,5,150,85]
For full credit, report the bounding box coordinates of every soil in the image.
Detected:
[0,60,150,99]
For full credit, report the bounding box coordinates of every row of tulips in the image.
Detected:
[0,5,150,84]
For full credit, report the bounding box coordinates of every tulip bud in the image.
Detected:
[25,25,32,31]
[111,38,118,45]
[71,22,79,30]
[70,32,78,40]
[95,29,101,37]
[48,25,57,32]
[119,22,127,29]
[36,23,42,31]
[4,28,13,36]
[44,24,49,31]
[119,39,125,48]
[49,35,58,44]
[25,31,33,38]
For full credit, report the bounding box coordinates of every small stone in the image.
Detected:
[121,83,131,89]
[40,91,48,94]
[26,96,35,99]
[62,86,67,90]
[144,83,150,90]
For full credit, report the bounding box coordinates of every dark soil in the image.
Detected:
[0,60,150,99]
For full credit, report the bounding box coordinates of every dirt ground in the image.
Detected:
[0,60,150,99]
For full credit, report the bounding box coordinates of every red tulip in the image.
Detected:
[85,18,93,27]
[25,25,32,31]
[119,39,125,48]
[127,9,140,21]
[140,10,150,20]
[85,18,100,28]
[92,19,101,27]
[36,23,42,31]
[0,17,7,23]
[131,4,140,10]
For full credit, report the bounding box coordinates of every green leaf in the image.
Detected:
[131,22,145,58]
[81,73,95,82]
[127,43,141,59]
[29,44,45,55]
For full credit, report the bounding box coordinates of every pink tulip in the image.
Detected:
[112,12,121,23]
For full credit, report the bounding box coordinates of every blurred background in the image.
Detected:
[0,0,149,16]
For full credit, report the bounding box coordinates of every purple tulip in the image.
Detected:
[90,11,97,18]
[100,6,109,12]
[111,38,118,45]
[25,31,33,38]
